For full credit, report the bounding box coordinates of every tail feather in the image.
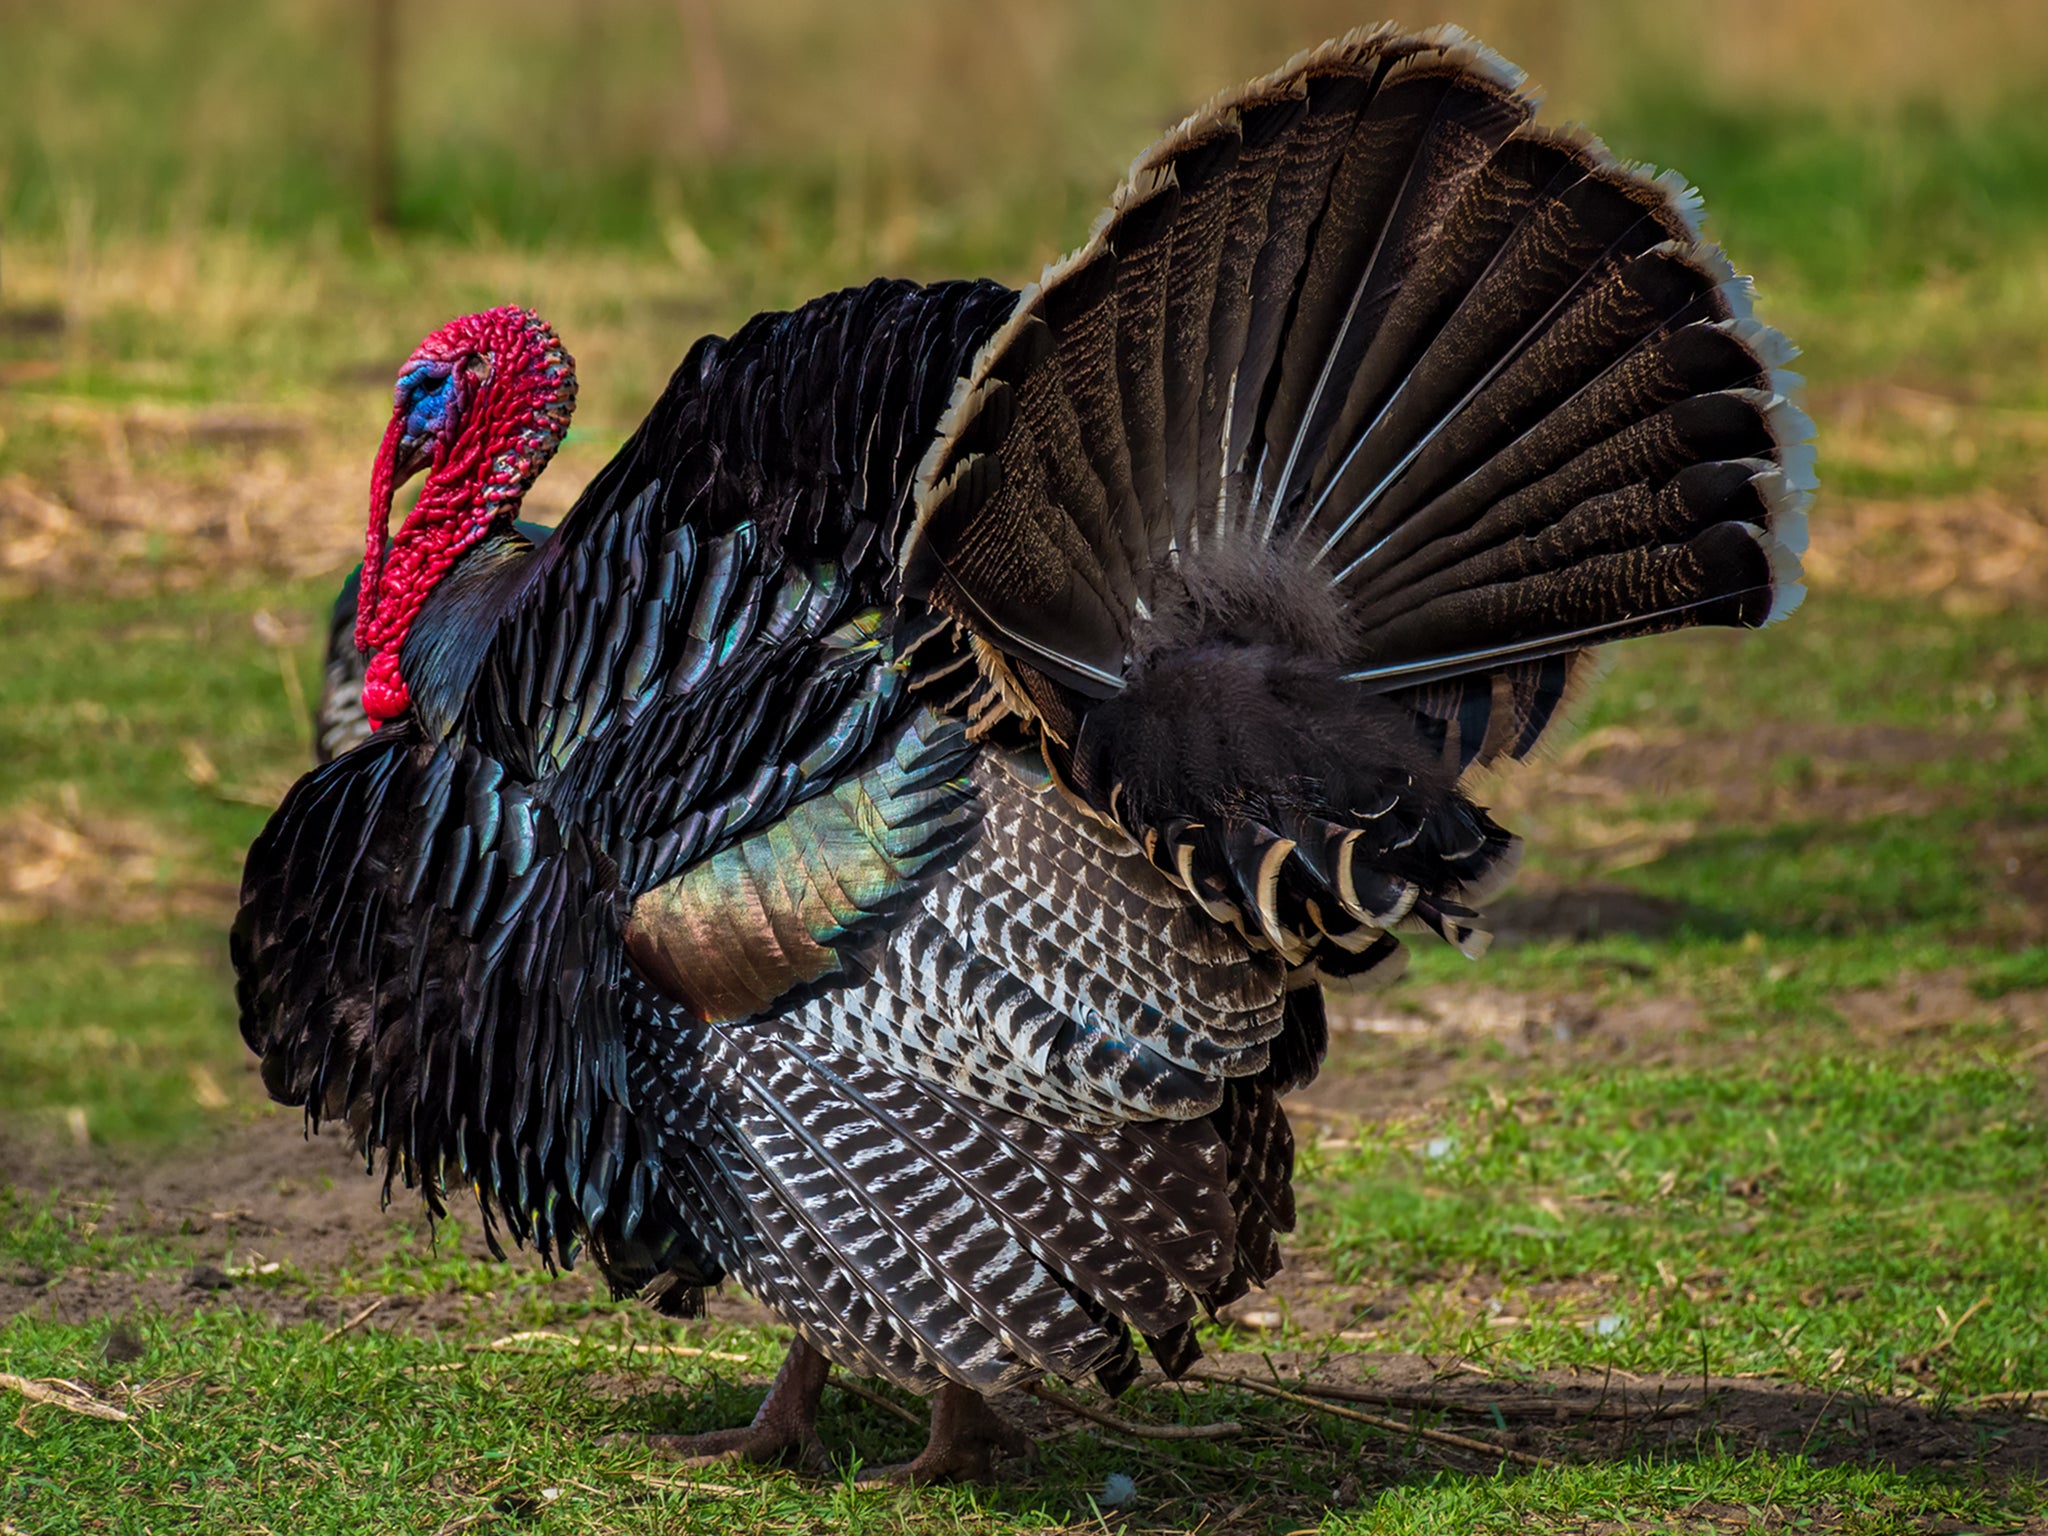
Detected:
[1308,216,1719,575]
[1156,125,1243,534]
[1224,56,1386,524]
[900,24,1811,973]
[1338,387,1809,689]
[1342,310,1793,605]
[1361,459,1789,639]
[1193,85,1309,547]
[1296,132,1591,498]
[1260,64,1533,529]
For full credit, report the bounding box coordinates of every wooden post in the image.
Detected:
[369,0,398,229]
[675,0,733,156]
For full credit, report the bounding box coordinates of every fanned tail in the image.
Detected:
[898,24,1810,977]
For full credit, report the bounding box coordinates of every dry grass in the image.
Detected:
[9,227,2048,615]
[0,793,224,928]
[1810,487,2048,614]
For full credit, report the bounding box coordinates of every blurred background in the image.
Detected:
[2,0,2046,1144]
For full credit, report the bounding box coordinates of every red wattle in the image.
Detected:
[362,649,410,727]
[358,413,408,660]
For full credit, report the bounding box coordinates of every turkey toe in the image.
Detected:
[862,1383,1031,1485]
[627,1338,830,1473]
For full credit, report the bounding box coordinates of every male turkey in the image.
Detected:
[242,24,1810,1481]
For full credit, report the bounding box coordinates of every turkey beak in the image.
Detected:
[392,431,433,488]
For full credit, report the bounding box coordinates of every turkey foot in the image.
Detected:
[627,1337,832,1472]
[863,1381,1031,1485]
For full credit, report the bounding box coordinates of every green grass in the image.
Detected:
[4,1309,2040,1536]
[4,571,2043,1525]
[1298,1054,2048,1397]
[5,1175,2046,1535]
[0,582,322,1139]
[5,1028,2046,1532]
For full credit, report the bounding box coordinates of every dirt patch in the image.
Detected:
[0,793,232,926]
[1809,488,2048,614]
[1830,972,2048,1059]
[1488,721,1978,874]
[1471,718,2029,943]
[1,1110,767,1336]
[0,457,363,599]
[1488,883,1712,943]
[1302,985,1707,1123]
[1121,1349,2048,1483]
[1305,971,2048,1125]
[1807,381,2048,613]
[1984,817,2048,944]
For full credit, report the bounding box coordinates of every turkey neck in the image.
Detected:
[399,522,544,739]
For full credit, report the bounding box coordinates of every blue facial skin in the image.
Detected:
[396,364,458,447]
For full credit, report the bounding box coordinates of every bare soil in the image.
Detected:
[0,1109,767,1338]
[1142,1350,2048,1483]
[1485,719,1998,884]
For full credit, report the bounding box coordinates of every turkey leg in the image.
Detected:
[865,1381,1031,1484]
[633,1335,831,1471]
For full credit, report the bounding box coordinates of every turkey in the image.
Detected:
[243,24,1811,1482]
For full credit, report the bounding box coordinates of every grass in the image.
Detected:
[5,1,2048,1530]
[1299,1055,2048,1395]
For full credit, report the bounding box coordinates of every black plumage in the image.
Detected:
[251,23,1809,1479]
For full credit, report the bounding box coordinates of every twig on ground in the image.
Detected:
[426,1510,500,1536]
[1966,1389,2048,1409]
[1024,1381,1245,1441]
[1929,1289,1995,1357]
[121,1372,205,1410]
[319,1297,386,1345]
[1185,1370,1559,1469]
[0,1373,132,1423]
[1797,1387,1846,1457]
[468,1329,750,1363]
[625,1470,752,1497]
[832,1377,923,1430]
[1271,1377,1697,1424]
